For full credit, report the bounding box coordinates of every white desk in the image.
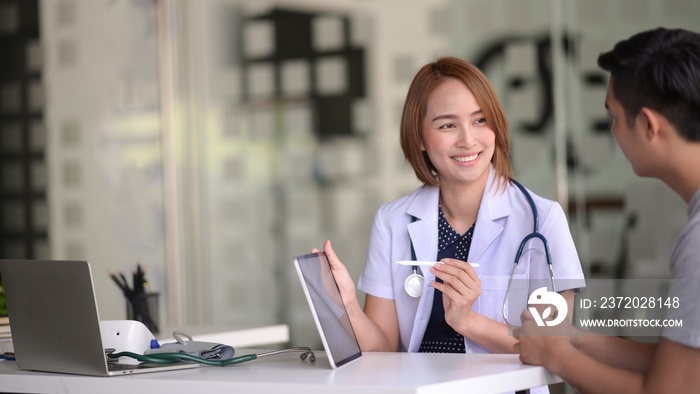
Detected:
[0,350,562,394]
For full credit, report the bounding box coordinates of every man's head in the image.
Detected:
[597,28,700,142]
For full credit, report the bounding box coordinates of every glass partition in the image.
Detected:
[37,0,700,353]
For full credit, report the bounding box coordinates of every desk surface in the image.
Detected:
[0,350,561,394]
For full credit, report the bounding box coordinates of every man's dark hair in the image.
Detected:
[598,27,700,142]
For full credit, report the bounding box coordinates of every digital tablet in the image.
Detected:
[293,252,362,368]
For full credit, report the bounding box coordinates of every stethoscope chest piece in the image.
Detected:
[404,267,424,298]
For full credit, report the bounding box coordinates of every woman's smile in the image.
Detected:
[452,152,480,163]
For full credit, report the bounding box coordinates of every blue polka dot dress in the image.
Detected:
[418,205,476,353]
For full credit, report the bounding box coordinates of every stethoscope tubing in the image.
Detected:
[503,179,556,327]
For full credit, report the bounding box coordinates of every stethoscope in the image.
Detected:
[404,240,425,298]
[108,330,317,366]
[404,179,556,326]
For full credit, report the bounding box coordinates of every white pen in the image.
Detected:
[395,260,479,268]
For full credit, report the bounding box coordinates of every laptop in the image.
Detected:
[0,259,198,376]
[293,252,362,368]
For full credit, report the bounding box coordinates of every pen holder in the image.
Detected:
[126,292,160,334]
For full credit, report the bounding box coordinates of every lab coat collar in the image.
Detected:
[468,166,510,264]
[406,185,440,273]
[405,165,512,267]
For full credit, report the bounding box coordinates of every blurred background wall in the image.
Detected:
[0,0,698,355]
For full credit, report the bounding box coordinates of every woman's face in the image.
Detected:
[420,78,495,187]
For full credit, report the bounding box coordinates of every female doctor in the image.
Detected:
[315,57,585,358]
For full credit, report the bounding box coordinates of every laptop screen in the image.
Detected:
[293,252,362,368]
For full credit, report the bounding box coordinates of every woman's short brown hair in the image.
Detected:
[399,57,512,189]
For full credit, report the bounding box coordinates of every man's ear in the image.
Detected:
[639,107,662,141]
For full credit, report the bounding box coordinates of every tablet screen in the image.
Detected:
[293,252,362,368]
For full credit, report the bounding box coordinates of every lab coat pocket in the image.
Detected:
[477,274,528,324]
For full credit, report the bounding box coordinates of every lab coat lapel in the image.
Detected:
[406,185,439,277]
[405,185,439,352]
[468,169,511,264]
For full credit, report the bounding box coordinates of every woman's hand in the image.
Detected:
[313,240,399,352]
[431,258,481,333]
[312,240,357,308]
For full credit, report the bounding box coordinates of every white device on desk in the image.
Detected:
[100,320,158,364]
[294,252,362,368]
[0,259,199,376]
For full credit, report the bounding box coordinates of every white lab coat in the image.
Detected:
[357,166,586,354]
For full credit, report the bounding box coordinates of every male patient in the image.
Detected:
[514,27,700,393]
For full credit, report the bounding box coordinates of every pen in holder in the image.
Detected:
[109,263,160,335]
[126,292,160,335]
